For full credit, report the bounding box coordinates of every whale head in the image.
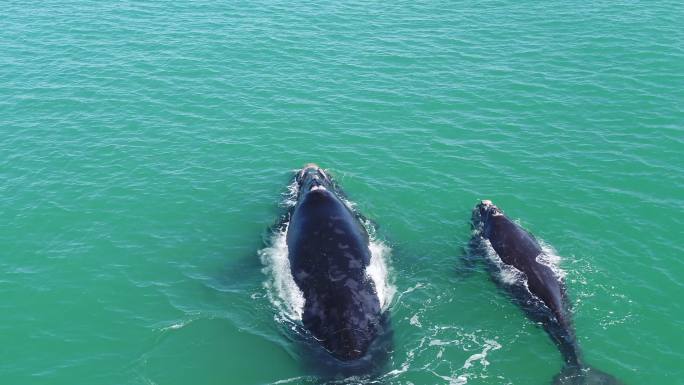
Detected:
[295,163,334,200]
[476,199,503,218]
[473,200,504,232]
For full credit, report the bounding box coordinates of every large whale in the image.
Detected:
[286,164,386,362]
[472,200,623,385]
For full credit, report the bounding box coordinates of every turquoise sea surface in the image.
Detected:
[2,1,683,384]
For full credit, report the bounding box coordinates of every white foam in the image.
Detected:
[281,177,300,208]
[340,196,358,212]
[432,372,469,385]
[410,314,422,328]
[402,283,424,295]
[385,361,411,377]
[267,376,313,385]
[367,238,396,311]
[258,225,305,321]
[537,241,567,280]
[426,331,502,385]
[462,339,501,369]
[160,319,191,332]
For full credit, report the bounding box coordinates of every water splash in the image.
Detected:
[366,239,395,311]
[537,241,567,281]
[258,225,305,321]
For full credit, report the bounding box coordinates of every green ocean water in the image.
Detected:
[2,1,683,384]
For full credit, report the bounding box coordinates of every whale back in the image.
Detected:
[287,188,381,361]
[484,214,568,326]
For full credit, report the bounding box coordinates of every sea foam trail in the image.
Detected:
[259,177,395,322]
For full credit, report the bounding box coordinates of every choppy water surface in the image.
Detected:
[1,1,683,384]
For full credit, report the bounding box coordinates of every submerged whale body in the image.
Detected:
[472,200,623,385]
[286,164,386,362]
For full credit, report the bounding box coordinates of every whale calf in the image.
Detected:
[472,200,623,385]
[286,164,386,362]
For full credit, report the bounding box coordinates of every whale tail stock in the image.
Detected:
[553,364,624,385]
[542,323,619,385]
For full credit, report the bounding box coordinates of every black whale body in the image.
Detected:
[286,164,387,364]
[472,200,623,385]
